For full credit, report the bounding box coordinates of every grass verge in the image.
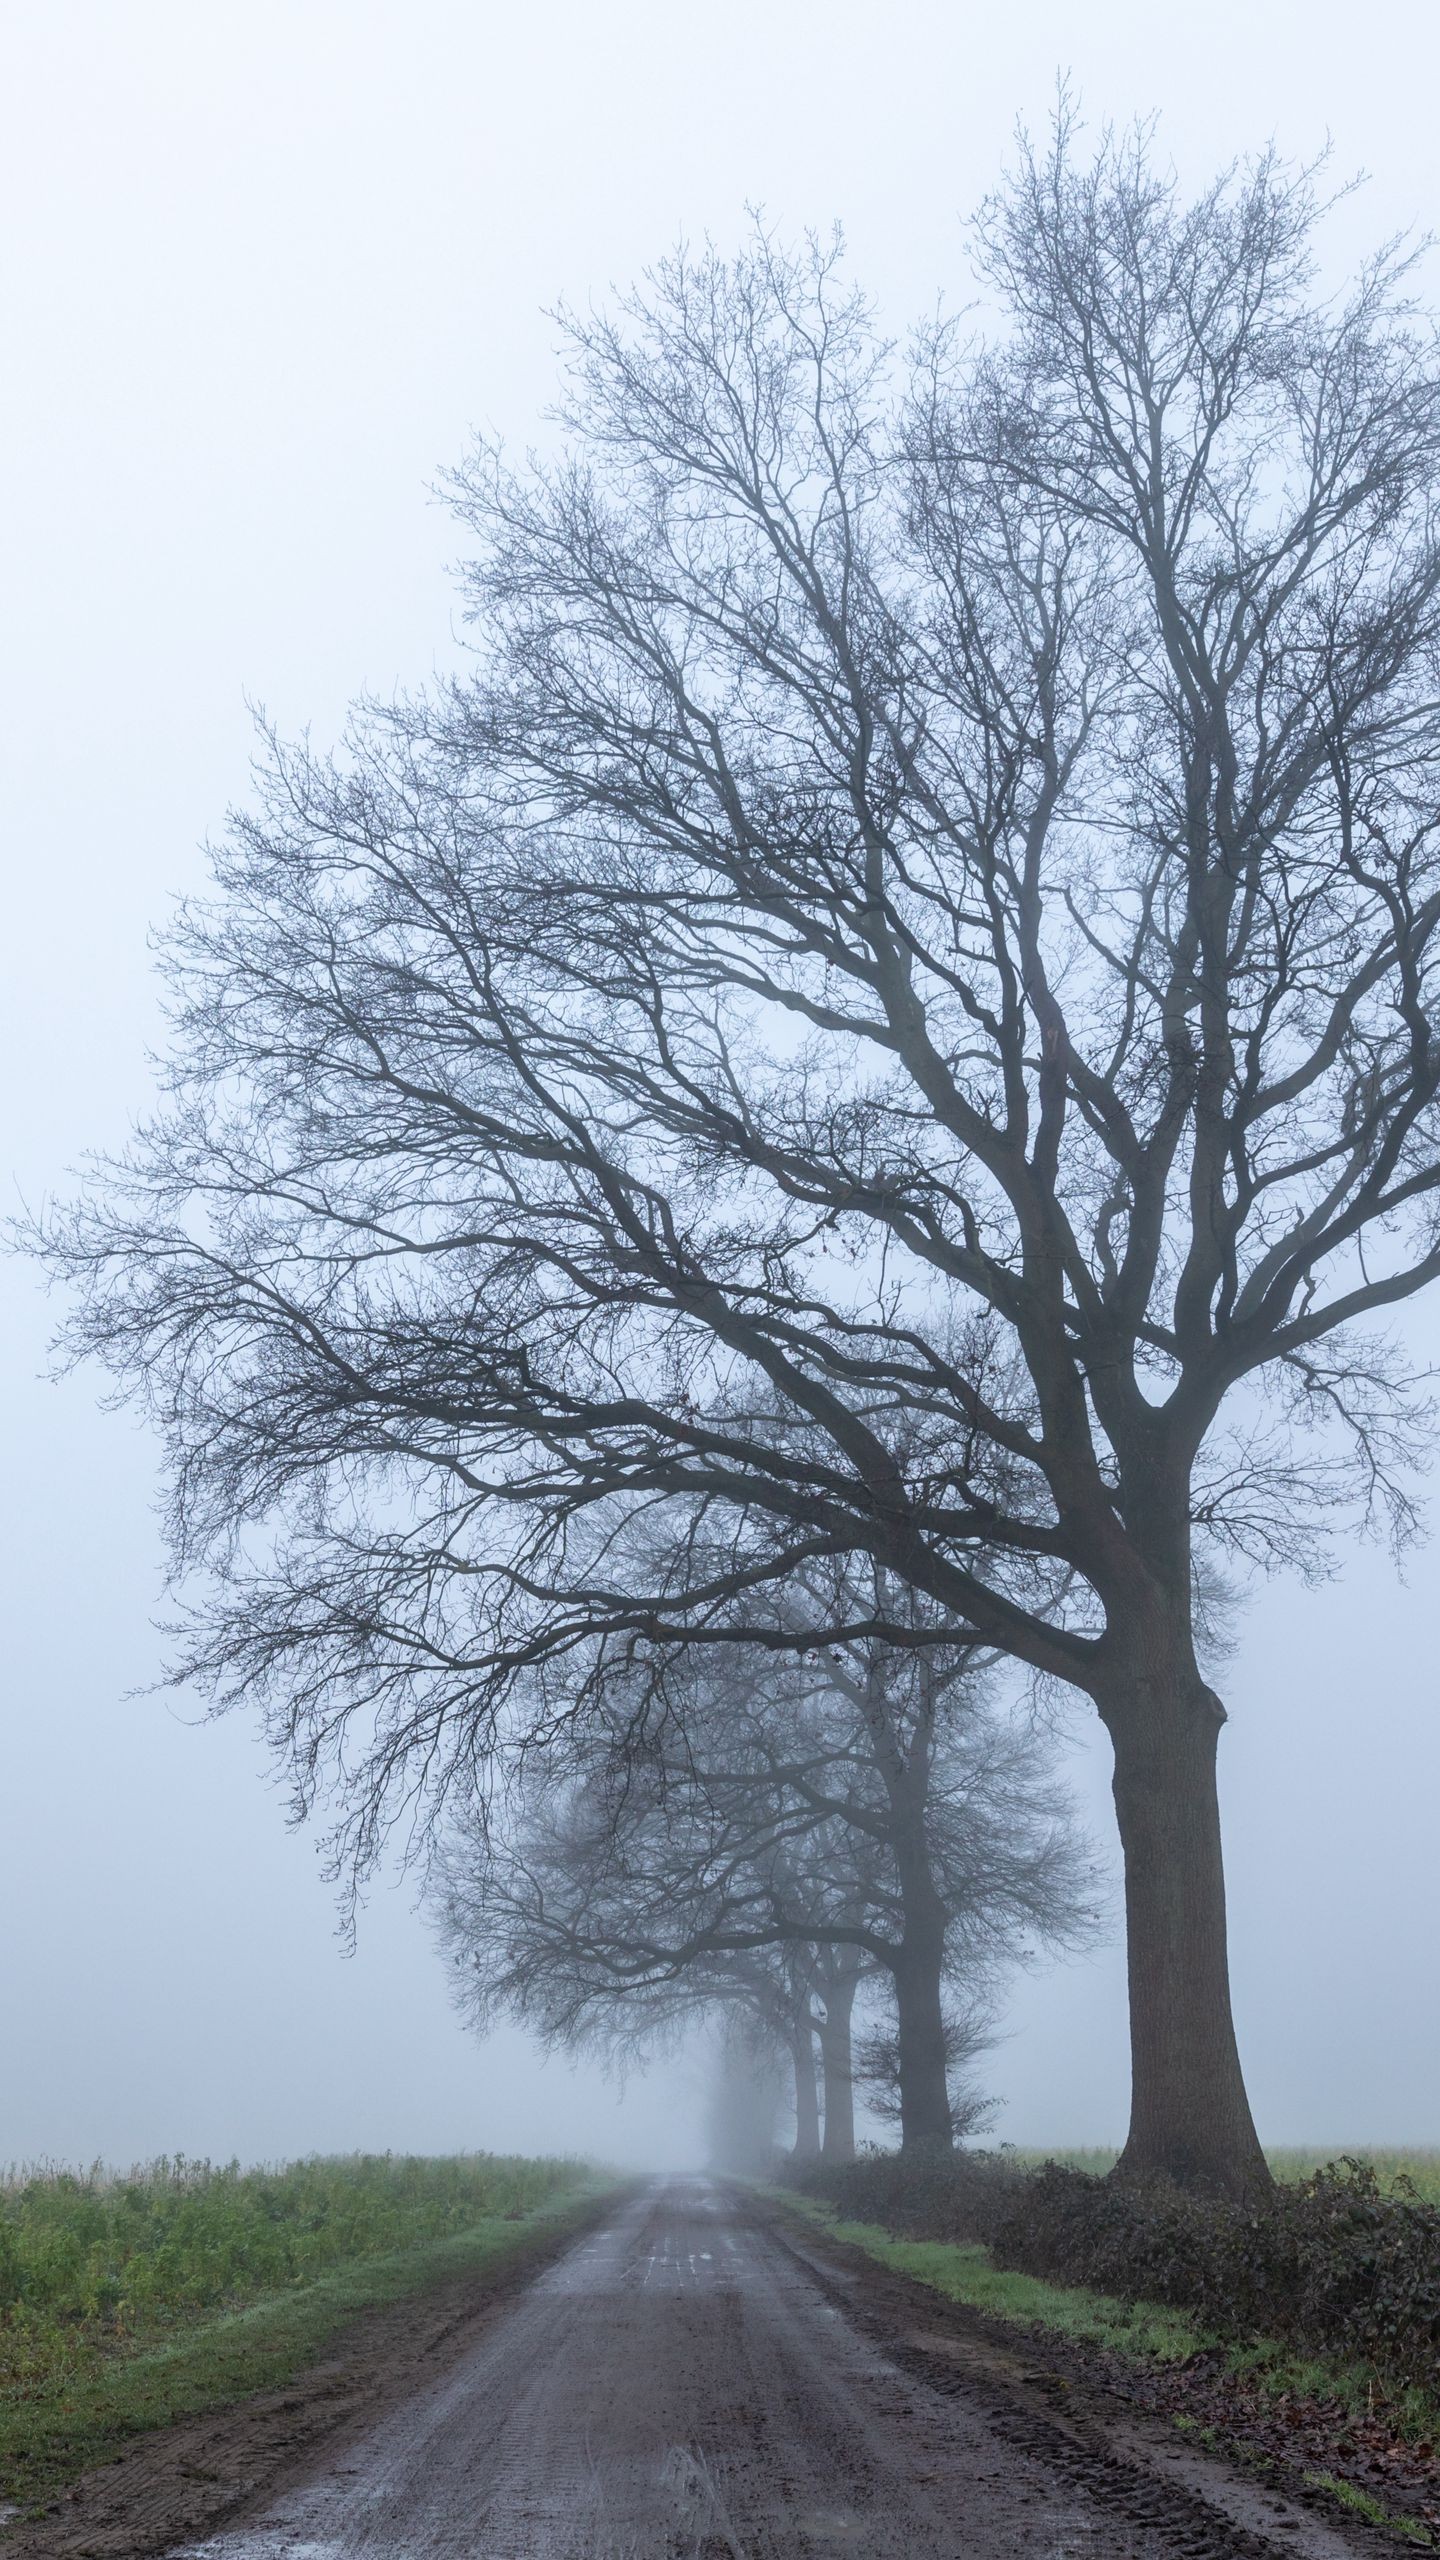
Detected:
[0,2181,611,2515]
[766,2188,1206,2361]
[1305,2474,1434,2545]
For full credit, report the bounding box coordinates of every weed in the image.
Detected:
[1303,2471,1434,2542]
[0,2153,604,2507]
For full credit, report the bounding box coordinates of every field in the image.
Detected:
[0,2151,603,2509]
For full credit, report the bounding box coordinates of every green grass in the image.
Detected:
[0,2153,607,2510]
[0,2151,581,2329]
[1304,2474,1434,2543]
[767,2189,1206,2361]
[769,2185,1440,2441]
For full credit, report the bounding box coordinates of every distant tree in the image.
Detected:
[704,2010,785,2175]
[33,116,1440,2192]
[810,1943,865,2165]
[696,1945,839,2163]
[437,1622,1090,2148]
[854,1994,1001,2142]
[440,1765,860,2152]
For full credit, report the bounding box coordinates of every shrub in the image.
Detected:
[993,2159,1440,2391]
[783,2143,1025,2246]
[788,2150,1440,2395]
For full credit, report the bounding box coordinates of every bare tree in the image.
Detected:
[811,1943,865,2164]
[711,1947,846,2164]
[437,1627,1089,2148]
[31,116,1440,2191]
[705,2010,786,2175]
[855,1994,1001,2142]
[448,1806,829,2157]
[439,1766,869,2153]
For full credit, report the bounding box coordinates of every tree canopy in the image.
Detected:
[34,116,1440,2188]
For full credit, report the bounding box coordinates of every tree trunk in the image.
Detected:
[892,1924,951,2150]
[789,2024,821,2162]
[818,1972,858,2164]
[1102,1665,1269,2197]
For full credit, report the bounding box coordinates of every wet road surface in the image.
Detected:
[168,2179,1355,2560]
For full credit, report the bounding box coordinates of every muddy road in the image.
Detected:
[124,2178,1374,2560]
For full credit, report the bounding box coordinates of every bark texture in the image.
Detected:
[818,1973,858,2165]
[790,2027,821,2163]
[1102,1661,1269,2198]
[892,1925,952,2152]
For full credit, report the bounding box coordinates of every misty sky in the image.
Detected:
[4,0,1439,2173]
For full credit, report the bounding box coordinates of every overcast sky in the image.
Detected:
[4,0,1439,2173]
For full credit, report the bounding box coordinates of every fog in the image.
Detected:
[3,0,1438,2172]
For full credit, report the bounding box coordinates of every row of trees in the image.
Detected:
[436,1587,1095,2150]
[32,114,1440,2192]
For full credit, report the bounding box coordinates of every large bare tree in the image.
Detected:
[33,118,1440,2191]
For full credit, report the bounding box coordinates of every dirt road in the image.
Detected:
[165,2179,1364,2560]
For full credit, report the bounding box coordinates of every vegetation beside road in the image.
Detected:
[0,2153,606,2512]
[773,2154,1440,2544]
[784,2146,1440,2386]
[1000,2148,1440,2204]
[772,2188,1208,2362]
